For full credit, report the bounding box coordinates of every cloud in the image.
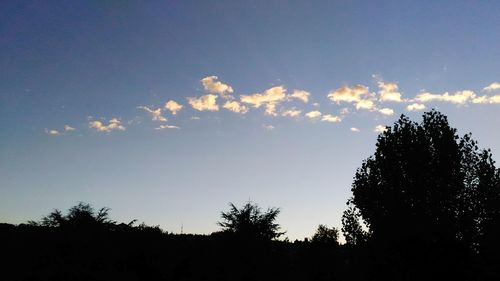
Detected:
[165,100,183,115]
[190,116,201,120]
[263,124,275,131]
[290,90,310,103]
[355,99,375,110]
[155,125,180,130]
[483,82,500,92]
[327,84,370,104]
[378,81,402,102]
[374,125,388,133]
[312,102,320,107]
[223,100,249,114]
[139,106,167,122]
[281,107,301,117]
[406,103,426,111]
[64,125,75,131]
[265,103,278,116]
[350,127,360,133]
[89,118,126,132]
[187,94,219,111]
[472,94,500,104]
[200,76,234,98]
[305,110,322,119]
[339,108,350,115]
[321,114,341,123]
[45,129,60,136]
[240,86,287,108]
[414,90,475,104]
[378,108,394,116]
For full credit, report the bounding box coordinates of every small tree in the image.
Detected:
[311,224,339,245]
[218,202,284,240]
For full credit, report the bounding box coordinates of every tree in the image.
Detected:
[341,203,369,245]
[346,110,500,250]
[218,202,284,240]
[311,224,339,245]
[31,202,116,231]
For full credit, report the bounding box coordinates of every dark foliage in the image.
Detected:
[218,202,284,240]
[311,224,339,245]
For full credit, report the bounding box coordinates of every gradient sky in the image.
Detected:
[1,1,500,240]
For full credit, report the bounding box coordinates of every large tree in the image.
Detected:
[344,110,500,251]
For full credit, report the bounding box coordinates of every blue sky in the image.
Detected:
[1,1,500,240]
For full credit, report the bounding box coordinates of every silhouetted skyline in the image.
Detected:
[2,1,500,240]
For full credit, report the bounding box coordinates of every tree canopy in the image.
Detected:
[344,110,500,253]
[218,202,284,240]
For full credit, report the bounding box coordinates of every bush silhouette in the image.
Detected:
[311,224,339,245]
[218,202,284,240]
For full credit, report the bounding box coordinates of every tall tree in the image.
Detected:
[346,110,500,250]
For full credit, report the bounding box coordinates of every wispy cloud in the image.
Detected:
[89,118,126,133]
[378,108,394,116]
[45,129,60,136]
[321,114,341,123]
[201,76,234,99]
[223,100,249,114]
[305,110,322,119]
[188,94,219,111]
[139,106,167,122]
[406,103,426,111]
[414,90,475,105]
[483,82,500,92]
[377,80,403,102]
[374,125,388,133]
[290,90,310,103]
[165,100,183,115]
[64,125,75,131]
[327,84,370,104]
[240,86,287,108]
[263,124,275,131]
[350,127,360,133]
[281,107,301,117]
[155,124,180,130]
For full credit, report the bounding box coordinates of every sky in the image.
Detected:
[1,0,500,240]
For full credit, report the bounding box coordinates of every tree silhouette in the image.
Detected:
[341,202,369,245]
[218,202,284,240]
[31,202,116,231]
[311,224,339,245]
[346,110,500,251]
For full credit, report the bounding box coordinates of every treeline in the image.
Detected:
[2,110,500,281]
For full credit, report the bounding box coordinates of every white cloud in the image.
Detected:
[327,84,370,104]
[378,81,402,102]
[165,100,183,115]
[64,125,75,131]
[350,127,360,133]
[200,76,234,99]
[406,103,426,111]
[305,110,322,119]
[339,108,350,115]
[356,99,375,110]
[290,90,310,103]
[265,103,278,116]
[321,114,341,123]
[187,94,219,111]
[374,125,388,133]
[312,102,320,107]
[223,100,249,114]
[89,118,126,132]
[45,129,60,136]
[155,125,180,130]
[190,116,201,120]
[139,106,167,122]
[378,108,394,116]
[414,90,475,104]
[240,86,287,108]
[483,82,500,92]
[472,94,500,104]
[263,124,275,131]
[281,107,301,117]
